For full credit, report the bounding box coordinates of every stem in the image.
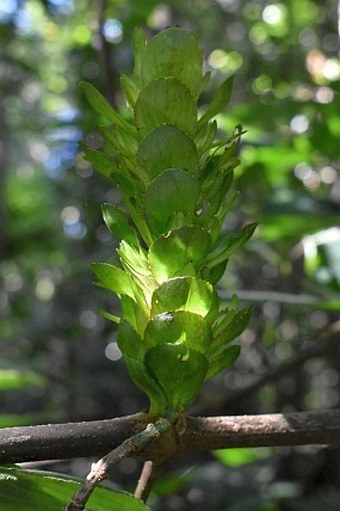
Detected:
[134,460,154,501]
[65,419,170,511]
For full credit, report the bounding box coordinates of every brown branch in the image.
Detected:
[0,412,149,464]
[1,410,340,466]
[180,409,340,451]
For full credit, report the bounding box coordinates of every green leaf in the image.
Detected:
[195,120,217,157]
[118,241,154,287]
[137,125,198,181]
[123,356,168,417]
[117,320,145,361]
[145,344,208,413]
[101,203,139,248]
[203,259,228,285]
[206,345,241,380]
[0,467,149,511]
[208,307,251,358]
[149,225,212,283]
[118,241,156,310]
[212,169,236,215]
[124,197,154,246]
[120,294,149,334]
[120,74,140,108]
[118,242,151,278]
[198,77,233,127]
[216,190,239,224]
[117,320,168,416]
[201,157,238,216]
[151,276,219,325]
[80,81,135,135]
[144,311,212,354]
[84,148,120,178]
[144,169,200,236]
[84,149,136,196]
[90,262,135,299]
[132,27,147,78]
[134,78,197,139]
[215,306,251,340]
[140,26,205,98]
[0,370,45,391]
[201,143,239,200]
[96,308,120,324]
[120,295,137,330]
[203,222,257,269]
[100,124,138,160]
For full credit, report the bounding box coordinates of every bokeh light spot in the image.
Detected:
[61,205,80,224]
[73,25,91,46]
[102,19,123,44]
[35,273,55,301]
[105,342,122,361]
[290,114,309,134]
[263,4,282,25]
[252,74,272,94]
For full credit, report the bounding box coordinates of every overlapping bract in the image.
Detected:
[83,27,255,418]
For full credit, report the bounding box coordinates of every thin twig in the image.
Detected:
[65,419,170,511]
[219,289,323,306]
[193,333,339,414]
[134,461,154,501]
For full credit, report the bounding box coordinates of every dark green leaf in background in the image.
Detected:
[0,370,45,391]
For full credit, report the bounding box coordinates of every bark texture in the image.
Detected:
[1,409,340,464]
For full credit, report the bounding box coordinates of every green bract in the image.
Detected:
[83,27,255,419]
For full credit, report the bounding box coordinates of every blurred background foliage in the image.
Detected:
[1,0,340,509]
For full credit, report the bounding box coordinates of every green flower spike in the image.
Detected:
[83,26,256,420]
